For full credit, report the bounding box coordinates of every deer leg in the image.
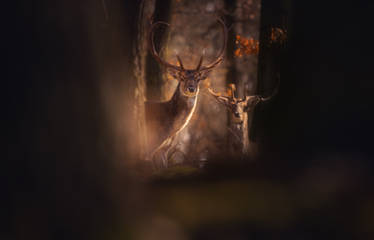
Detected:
[151,152,162,170]
[150,146,168,170]
[151,146,172,169]
[164,145,178,168]
[162,151,168,168]
[163,136,178,168]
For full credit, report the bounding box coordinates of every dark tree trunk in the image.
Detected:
[5,0,141,239]
[224,0,238,88]
[145,0,173,101]
[251,0,287,154]
[224,0,239,152]
[224,0,261,157]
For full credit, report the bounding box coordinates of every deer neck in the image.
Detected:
[170,82,199,134]
[147,82,199,161]
[229,111,249,154]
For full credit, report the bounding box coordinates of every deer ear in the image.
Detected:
[244,104,251,112]
[244,96,260,112]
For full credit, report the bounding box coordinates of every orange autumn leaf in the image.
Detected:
[234,48,243,57]
[226,83,236,97]
[269,27,287,45]
[234,35,259,57]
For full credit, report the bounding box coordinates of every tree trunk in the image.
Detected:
[251,0,287,156]
[145,0,173,101]
[224,0,262,158]
[5,0,142,238]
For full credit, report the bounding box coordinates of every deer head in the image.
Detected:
[208,79,279,123]
[149,18,228,97]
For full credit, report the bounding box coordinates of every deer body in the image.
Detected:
[227,95,262,156]
[146,83,199,168]
[208,81,278,157]
[227,101,249,155]
[145,19,227,168]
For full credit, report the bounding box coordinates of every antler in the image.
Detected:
[207,87,222,98]
[207,87,232,108]
[198,18,228,71]
[149,18,228,72]
[148,21,183,71]
[257,74,280,102]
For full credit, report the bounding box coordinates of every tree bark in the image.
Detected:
[145,0,173,101]
[251,0,287,155]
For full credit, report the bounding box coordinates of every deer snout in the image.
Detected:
[187,86,195,93]
[186,82,196,93]
[234,111,240,118]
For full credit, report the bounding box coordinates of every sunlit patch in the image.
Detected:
[177,88,199,135]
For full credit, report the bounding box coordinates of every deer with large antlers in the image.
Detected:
[207,77,279,157]
[145,19,228,169]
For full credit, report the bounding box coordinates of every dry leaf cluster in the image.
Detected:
[234,35,260,57]
[270,27,287,45]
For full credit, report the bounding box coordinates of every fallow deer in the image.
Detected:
[207,77,279,157]
[145,19,228,169]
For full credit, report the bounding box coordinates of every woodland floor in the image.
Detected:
[123,157,373,240]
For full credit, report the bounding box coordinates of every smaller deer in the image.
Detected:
[145,19,227,169]
[207,77,279,156]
